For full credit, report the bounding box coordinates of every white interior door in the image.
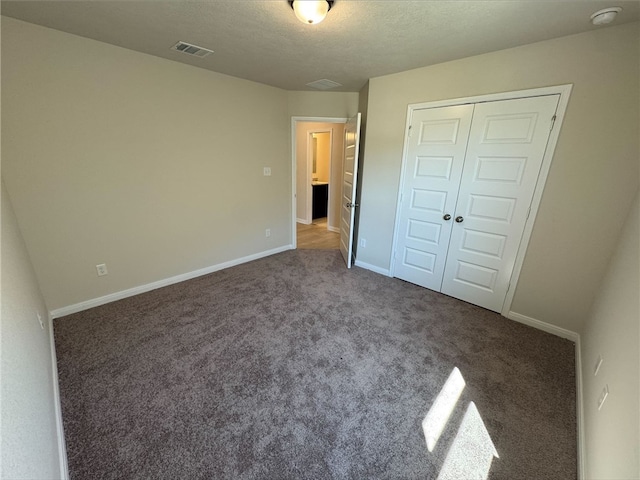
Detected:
[441,95,560,311]
[339,113,362,268]
[393,104,473,289]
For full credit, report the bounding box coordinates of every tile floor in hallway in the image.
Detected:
[296,218,340,250]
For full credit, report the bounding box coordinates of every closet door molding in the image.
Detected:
[390,84,572,317]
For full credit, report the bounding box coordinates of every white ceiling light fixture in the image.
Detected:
[590,7,622,25]
[289,0,334,25]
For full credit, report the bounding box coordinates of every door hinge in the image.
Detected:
[408,125,413,138]
[526,207,531,220]
[550,114,557,131]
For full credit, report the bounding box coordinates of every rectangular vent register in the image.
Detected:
[171,41,214,58]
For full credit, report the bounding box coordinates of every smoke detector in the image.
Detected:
[590,7,622,26]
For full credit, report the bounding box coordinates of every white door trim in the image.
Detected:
[291,117,347,249]
[390,84,572,316]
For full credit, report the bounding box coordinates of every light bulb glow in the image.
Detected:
[292,0,330,25]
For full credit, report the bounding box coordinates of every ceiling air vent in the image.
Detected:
[306,79,342,90]
[171,41,214,58]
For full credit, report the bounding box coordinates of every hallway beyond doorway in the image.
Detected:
[297,218,339,250]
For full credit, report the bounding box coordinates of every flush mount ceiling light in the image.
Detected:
[289,0,334,25]
[590,7,622,26]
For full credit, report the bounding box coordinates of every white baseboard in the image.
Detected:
[354,259,391,277]
[506,311,579,342]
[296,218,311,225]
[48,314,69,480]
[575,335,586,480]
[50,245,293,318]
[328,226,340,233]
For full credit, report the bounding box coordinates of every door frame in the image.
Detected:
[389,84,572,317]
[291,117,347,249]
[305,129,334,225]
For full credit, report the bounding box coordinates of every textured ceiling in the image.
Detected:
[2,1,639,92]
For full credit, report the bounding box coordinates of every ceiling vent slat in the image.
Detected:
[171,41,213,58]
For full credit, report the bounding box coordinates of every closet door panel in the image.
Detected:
[441,95,560,312]
[393,104,473,290]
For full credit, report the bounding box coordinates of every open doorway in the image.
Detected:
[309,130,331,221]
[292,117,346,249]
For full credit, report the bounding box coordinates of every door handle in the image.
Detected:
[443,214,451,221]
[455,216,464,223]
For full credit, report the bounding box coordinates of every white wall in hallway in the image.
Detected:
[295,122,345,229]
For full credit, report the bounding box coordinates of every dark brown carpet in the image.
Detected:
[54,249,577,479]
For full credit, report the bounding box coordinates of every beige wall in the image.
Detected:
[295,122,344,229]
[357,22,640,332]
[353,81,369,258]
[1,17,290,311]
[287,91,359,119]
[581,192,639,479]
[1,182,66,479]
[315,133,330,183]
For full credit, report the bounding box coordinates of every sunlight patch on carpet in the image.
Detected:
[423,367,499,480]
[422,366,465,452]
[437,402,499,480]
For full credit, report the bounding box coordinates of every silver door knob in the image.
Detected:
[455,216,464,223]
[443,214,451,221]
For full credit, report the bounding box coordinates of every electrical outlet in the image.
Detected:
[265,229,271,238]
[360,238,367,248]
[36,310,44,330]
[96,264,108,276]
[594,355,603,376]
[263,167,271,176]
[597,384,609,411]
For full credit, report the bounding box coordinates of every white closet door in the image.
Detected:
[441,95,560,311]
[393,104,474,290]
